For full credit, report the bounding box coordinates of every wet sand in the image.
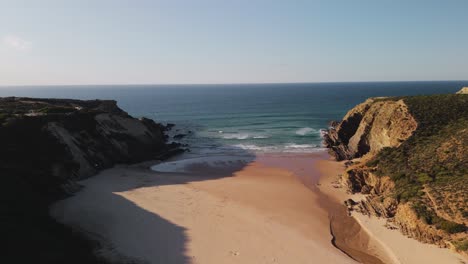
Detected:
[51,152,387,264]
[258,153,390,264]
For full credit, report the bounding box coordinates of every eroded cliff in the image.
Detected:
[0,97,182,263]
[325,91,468,255]
[324,98,417,160]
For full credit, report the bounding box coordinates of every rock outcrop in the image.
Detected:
[1,97,182,183]
[457,87,468,94]
[325,91,468,255]
[323,98,417,160]
[0,97,182,264]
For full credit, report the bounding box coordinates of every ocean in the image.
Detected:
[1,81,465,156]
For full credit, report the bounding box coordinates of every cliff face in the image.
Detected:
[0,97,181,263]
[325,92,468,254]
[46,110,172,179]
[1,97,181,181]
[324,98,417,160]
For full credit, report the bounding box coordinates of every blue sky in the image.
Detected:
[1,0,468,85]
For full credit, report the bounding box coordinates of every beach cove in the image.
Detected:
[7,83,465,263]
[52,152,393,264]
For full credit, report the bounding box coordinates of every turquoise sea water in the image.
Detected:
[0,81,465,154]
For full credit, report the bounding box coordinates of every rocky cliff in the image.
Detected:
[325,90,468,255]
[0,97,182,264]
[324,97,417,160]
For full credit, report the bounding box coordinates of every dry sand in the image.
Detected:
[51,153,365,264]
[316,157,467,264]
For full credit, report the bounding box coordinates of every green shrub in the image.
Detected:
[412,203,466,234]
[366,94,468,202]
[454,239,468,252]
[417,173,433,184]
[436,220,466,234]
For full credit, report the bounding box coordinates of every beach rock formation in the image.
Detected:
[0,97,182,263]
[325,91,468,255]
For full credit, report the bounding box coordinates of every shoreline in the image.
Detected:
[316,156,467,264]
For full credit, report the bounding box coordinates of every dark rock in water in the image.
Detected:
[173,133,186,139]
[164,123,175,131]
[0,97,183,264]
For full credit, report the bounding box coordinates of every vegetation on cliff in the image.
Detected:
[367,95,467,233]
[326,91,467,252]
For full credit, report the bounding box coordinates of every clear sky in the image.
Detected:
[1,0,468,85]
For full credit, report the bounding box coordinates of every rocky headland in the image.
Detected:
[0,97,182,263]
[456,87,468,94]
[324,89,468,256]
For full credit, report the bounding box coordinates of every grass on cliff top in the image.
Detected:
[454,238,468,252]
[367,94,467,234]
[412,202,466,234]
[38,106,76,114]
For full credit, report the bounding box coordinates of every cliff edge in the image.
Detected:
[0,97,182,263]
[324,90,468,255]
[456,87,468,94]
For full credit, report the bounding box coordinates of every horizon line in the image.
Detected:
[1,79,467,88]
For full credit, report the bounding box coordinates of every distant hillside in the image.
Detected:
[0,97,182,263]
[324,89,467,254]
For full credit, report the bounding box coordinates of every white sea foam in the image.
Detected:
[221,133,269,140]
[222,133,250,140]
[233,144,270,151]
[295,127,317,136]
[232,143,324,153]
[319,129,328,137]
[252,135,269,139]
[283,143,324,153]
[284,143,318,149]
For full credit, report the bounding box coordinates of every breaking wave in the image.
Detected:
[295,127,318,136]
[233,143,324,153]
[220,132,270,140]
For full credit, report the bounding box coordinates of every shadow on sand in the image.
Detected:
[52,144,256,264]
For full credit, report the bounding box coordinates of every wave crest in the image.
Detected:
[221,133,269,140]
[295,127,317,136]
[233,143,323,153]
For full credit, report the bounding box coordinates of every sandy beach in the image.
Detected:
[317,158,467,264]
[51,151,465,264]
[52,152,384,264]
